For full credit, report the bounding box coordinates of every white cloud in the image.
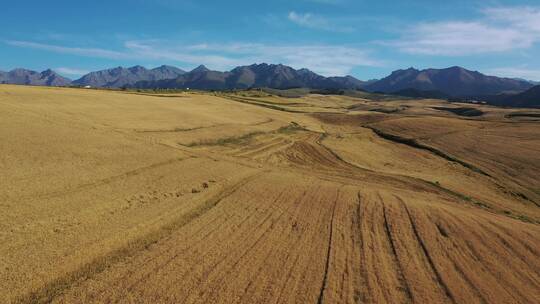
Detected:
[484,6,540,33]
[55,67,91,76]
[288,12,324,28]
[287,11,353,32]
[389,6,540,56]
[6,39,383,76]
[123,41,245,68]
[124,40,382,76]
[486,67,540,82]
[5,40,130,59]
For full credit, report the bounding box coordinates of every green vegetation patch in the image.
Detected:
[184,122,307,147]
[432,107,484,117]
[185,131,266,147]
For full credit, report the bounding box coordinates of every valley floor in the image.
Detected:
[1,85,539,303]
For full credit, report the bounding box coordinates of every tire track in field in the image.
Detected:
[353,192,369,303]
[17,156,193,203]
[444,212,526,303]
[355,191,411,303]
[230,182,337,304]
[473,222,540,297]
[57,174,326,304]
[96,187,272,302]
[402,202,456,304]
[316,186,341,304]
[382,203,414,303]
[421,211,490,304]
[200,188,308,303]
[119,183,275,297]
[448,256,490,304]
[183,189,298,302]
[123,173,284,300]
[16,171,263,304]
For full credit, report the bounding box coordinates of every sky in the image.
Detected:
[1,0,539,81]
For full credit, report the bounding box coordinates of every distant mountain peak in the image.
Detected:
[192,65,210,73]
[73,65,186,87]
[392,67,418,75]
[366,66,533,97]
[128,65,146,71]
[132,63,367,91]
[151,65,186,75]
[0,68,70,86]
[40,69,57,76]
[297,68,313,74]
[155,64,176,69]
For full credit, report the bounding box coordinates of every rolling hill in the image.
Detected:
[391,88,450,99]
[492,85,540,108]
[1,85,538,303]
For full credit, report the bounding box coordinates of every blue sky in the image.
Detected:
[1,0,539,80]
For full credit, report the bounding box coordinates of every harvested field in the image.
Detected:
[1,85,539,303]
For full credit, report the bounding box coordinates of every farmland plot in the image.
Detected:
[1,85,539,303]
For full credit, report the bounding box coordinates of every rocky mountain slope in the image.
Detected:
[0,69,71,86]
[72,65,186,87]
[366,66,533,96]
[133,64,367,90]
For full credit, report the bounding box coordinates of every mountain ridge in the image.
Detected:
[132,63,367,90]
[365,66,533,97]
[484,85,540,108]
[72,65,186,87]
[0,68,71,86]
[1,65,537,108]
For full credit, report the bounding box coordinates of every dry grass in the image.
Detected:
[1,84,539,303]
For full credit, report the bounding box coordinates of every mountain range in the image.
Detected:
[469,85,540,108]
[71,65,186,87]
[1,64,538,107]
[0,69,71,86]
[132,63,367,90]
[501,85,540,108]
[365,66,533,96]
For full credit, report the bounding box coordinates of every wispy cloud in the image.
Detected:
[484,6,540,33]
[6,39,383,76]
[6,40,130,59]
[388,6,540,56]
[486,67,540,81]
[287,11,353,32]
[55,67,91,77]
[126,40,382,75]
[288,11,325,29]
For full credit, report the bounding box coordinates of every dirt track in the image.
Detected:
[1,85,539,303]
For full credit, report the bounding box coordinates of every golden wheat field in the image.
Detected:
[1,84,539,304]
